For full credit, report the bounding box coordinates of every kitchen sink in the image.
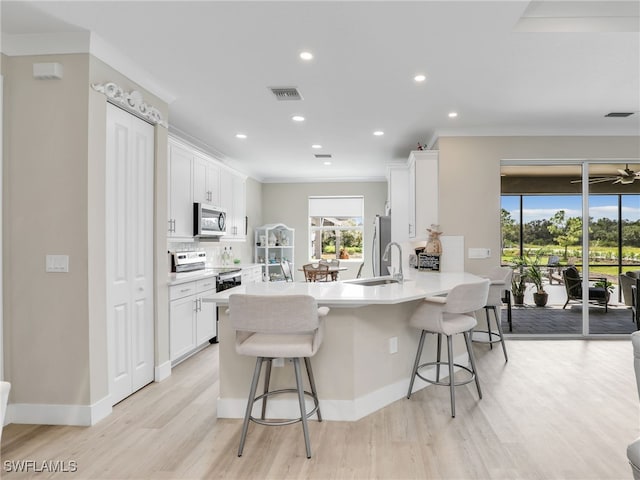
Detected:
[348,277,400,286]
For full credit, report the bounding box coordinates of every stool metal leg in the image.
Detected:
[447,335,456,417]
[304,357,322,422]
[484,307,493,349]
[238,357,264,457]
[407,330,427,399]
[436,333,442,382]
[293,358,312,458]
[491,306,509,362]
[464,331,482,399]
[261,359,273,420]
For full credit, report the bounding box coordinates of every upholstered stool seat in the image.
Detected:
[472,266,511,362]
[407,280,490,417]
[229,294,328,459]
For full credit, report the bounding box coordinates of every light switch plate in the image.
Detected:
[46,254,69,273]
[468,248,491,259]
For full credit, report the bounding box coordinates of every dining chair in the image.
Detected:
[280,260,294,282]
[303,263,330,282]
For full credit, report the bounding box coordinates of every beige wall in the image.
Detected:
[3,53,169,409]
[4,54,92,404]
[437,136,640,275]
[261,182,387,281]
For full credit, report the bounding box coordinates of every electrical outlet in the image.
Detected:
[273,358,284,367]
[46,254,69,273]
[389,336,398,354]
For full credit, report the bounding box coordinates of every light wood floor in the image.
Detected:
[1,339,637,479]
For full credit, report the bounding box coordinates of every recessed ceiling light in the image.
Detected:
[300,51,313,61]
[414,74,427,82]
[312,144,322,149]
[448,112,458,118]
[373,130,384,136]
[323,161,332,166]
[235,133,247,139]
[292,115,305,122]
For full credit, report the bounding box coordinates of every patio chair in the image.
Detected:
[546,255,563,284]
[561,266,608,312]
[620,271,640,307]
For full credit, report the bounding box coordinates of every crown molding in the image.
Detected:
[1,32,175,105]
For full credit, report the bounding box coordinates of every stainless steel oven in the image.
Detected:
[215,268,242,292]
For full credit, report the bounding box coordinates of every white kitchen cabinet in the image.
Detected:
[169,294,197,361]
[219,168,247,241]
[255,224,294,281]
[388,150,439,243]
[169,278,217,364]
[193,153,220,206]
[168,140,194,239]
[241,265,263,284]
[168,135,246,241]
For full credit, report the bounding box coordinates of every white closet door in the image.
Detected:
[106,104,154,405]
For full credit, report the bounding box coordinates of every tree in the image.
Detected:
[547,210,582,260]
[501,209,518,248]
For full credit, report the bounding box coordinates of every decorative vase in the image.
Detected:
[533,292,548,307]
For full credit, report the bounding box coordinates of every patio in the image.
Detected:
[499,282,637,335]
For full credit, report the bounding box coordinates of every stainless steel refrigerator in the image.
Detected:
[372,215,391,277]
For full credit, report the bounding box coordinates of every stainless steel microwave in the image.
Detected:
[193,203,226,238]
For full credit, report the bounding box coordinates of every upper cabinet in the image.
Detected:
[193,153,221,206]
[388,150,439,243]
[168,136,246,242]
[168,141,194,239]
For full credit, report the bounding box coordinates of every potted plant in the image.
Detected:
[511,271,527,305]
[527,262,548,307]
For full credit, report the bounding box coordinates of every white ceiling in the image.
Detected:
[2,1,639,182]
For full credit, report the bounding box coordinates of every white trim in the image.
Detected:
[1,32,90,56]
[6,396,112,426]
[0,32,175,105]
[0,74,3,381]
[218,352,469,422]
[154,361,172,382]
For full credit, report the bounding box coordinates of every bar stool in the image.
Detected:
[472,266,511,362]
[407,280,490,417]
[228,293,329,459]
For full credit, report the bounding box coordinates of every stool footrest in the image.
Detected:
[415,361,476,387]
[471,330,503,344]
[250,388,320,427]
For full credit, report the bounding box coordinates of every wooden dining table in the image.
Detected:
[298,265,348,281]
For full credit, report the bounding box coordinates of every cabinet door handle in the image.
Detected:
[198,298,202,312]
[168,219,173,232]
[181,288,191,293]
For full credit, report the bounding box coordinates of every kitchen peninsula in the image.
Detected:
[213,271,482,421]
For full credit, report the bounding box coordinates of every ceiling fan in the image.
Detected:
[571,164,640,185]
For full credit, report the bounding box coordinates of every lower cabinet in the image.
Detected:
[169,279,217,364]
[241,265,263,284]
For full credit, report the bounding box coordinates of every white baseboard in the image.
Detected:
[154,360,172,382]
[6,394,113,426]
[218,352,469,422]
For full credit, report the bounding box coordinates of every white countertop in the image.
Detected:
[210,270,482,307]
[168,263,262,286]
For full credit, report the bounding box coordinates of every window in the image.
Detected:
[309,196,364,260]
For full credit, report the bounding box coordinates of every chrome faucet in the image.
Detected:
[382,242,403,282]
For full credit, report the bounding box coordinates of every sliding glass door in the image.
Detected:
[501,161,640,336]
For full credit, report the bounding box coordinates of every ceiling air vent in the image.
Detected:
[605,112,635,117]
[269,87,303,101]
[314,154,332,159]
